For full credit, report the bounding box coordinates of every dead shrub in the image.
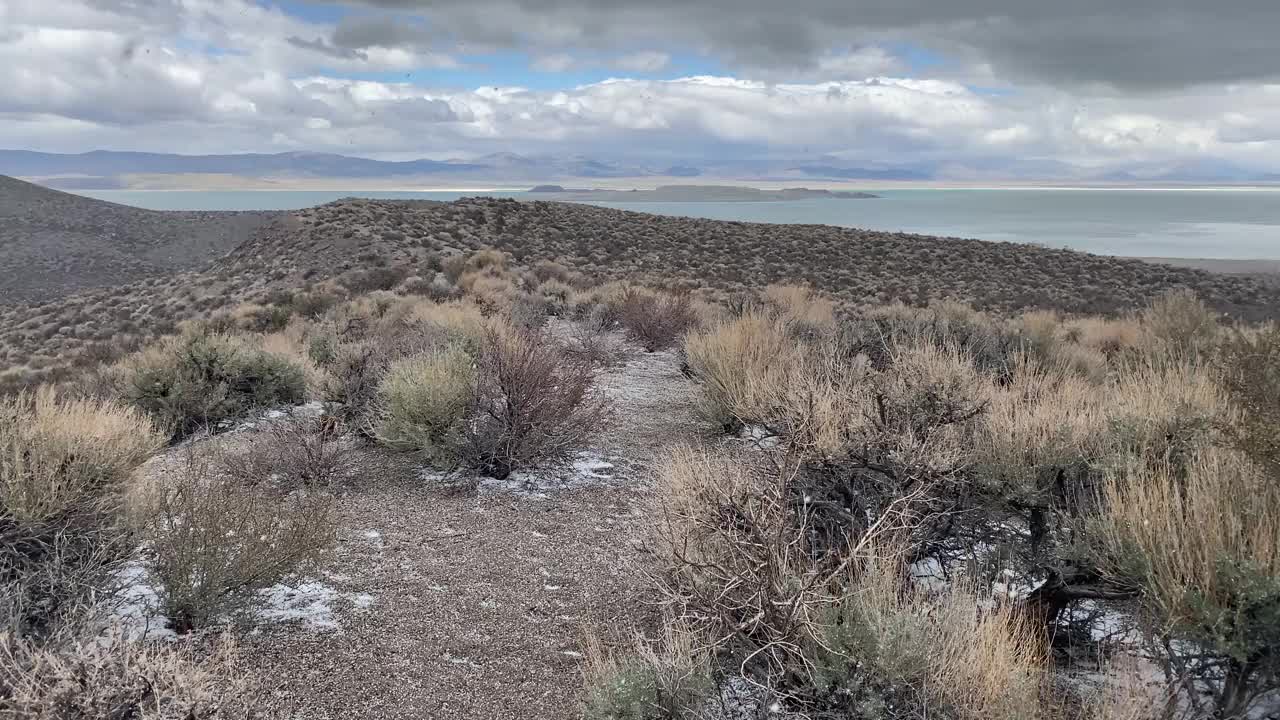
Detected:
[145,449,335,633]
[761,283,836,337]
[618,289,697,352]
[219,414,353,491]
[458,325,609,479]
[0,629,251,719]
[0,388,162,640]
[650,447,916,685]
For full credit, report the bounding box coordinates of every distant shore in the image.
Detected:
[26,172,1280,193]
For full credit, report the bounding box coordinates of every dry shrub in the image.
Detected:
[582,618,712,720]
[0,389,162,640]
[1082,655,1173,720]
[815,556,1051,720]
[1067,316,1144,357]
[220,415,352,491]
[0,629,251,719]
[260,322,326,397]
[762,284,836,336]
[1103,358,1229,469]
[650,447,916,684]
[373,345,476,462]
[404,299,490,351]
[459,272,520,311]
[976,357,1108,501]
[145,449,335,633]
[862,341,991,459]
[1140,288,1221,359]
[850,301,1022,378]
[459,325,609,479]
[537,279,574,316]
[1,388,163,523]
[682,312,798,430]
[115,331,308,441]
[565,311,623,367]
[1095,447,1280,718]
[1216,323,1280,476]
[617,288,697,352]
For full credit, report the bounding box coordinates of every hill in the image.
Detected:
[3,192,1279,390]
[0,176,277,303]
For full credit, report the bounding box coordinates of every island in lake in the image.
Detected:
[526,184,879,201]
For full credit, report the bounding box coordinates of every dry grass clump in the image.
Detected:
[581,618,712,720]
[458,325,609,479]
[1,388,164,640]
[761,283,836,336]
[114,331,308,441]
[1140,288,1221,359]
[373,345,476,462]
[976,358,1109,502]
[0,629,251,719]
[681,312,799,430]
[1103,357,1230,469]
[1095,446,1280,718]
[144,448,335,633]
[815,557,1051,720]
[1,388,163,523]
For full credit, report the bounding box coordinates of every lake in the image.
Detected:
[74,187,1280,259]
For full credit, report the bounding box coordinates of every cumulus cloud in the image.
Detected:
[4,0,1280,177]
[339,0,1280,90]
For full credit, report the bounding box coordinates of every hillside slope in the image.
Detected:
[0,175,277,303]
[4,194,1280,391]
[221,197,1280,318]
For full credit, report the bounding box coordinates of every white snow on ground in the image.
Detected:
[737,424,781,449]
[105,560,375,639]
[107,562,178,642]
[421,450,622,497]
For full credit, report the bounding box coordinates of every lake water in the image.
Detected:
[75,187,1280,259]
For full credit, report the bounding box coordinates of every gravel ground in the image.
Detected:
[238,342,703,719]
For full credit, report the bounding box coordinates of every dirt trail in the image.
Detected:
[242,342,701,719]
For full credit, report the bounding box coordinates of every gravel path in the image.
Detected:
[241,343,701,719]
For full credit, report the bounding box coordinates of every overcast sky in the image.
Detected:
[4,0,1280,178]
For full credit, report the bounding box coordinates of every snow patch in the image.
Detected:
[424,450,622,496]
[738,424,781,449]
[106,562,177,642]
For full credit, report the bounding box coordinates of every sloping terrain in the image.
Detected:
[4,191,1280,392]
[0,175,276,303]
[221,196,1280,318]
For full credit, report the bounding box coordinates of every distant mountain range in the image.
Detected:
[3,149,1279,188]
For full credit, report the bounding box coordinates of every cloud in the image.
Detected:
[613,51,670,73]
[5,0,1280,178]
[340,0,1280,90]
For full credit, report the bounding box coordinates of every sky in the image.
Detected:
[4,0,1280,179]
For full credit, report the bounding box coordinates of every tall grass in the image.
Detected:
[1,387,163,523]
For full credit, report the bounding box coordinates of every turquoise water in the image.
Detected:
[76,187,1280,259]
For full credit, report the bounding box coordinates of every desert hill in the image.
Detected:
[0,175,277,303]
[3,188,1280,391]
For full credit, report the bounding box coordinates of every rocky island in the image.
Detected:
[525,184,879,201]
